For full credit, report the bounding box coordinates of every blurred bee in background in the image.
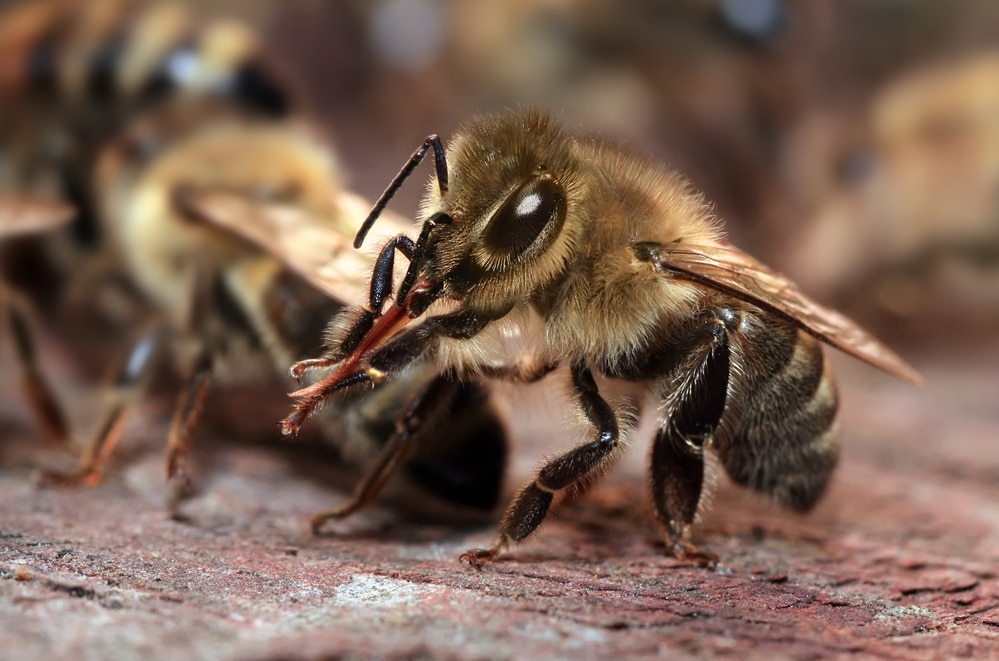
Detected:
[281,109,920,565]
[0,0,300,484]
[786,49,999,341]
[0,0,509,520]
[0,0,294,327]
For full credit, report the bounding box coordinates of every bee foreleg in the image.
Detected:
[369,235,416,312]
[367,308,494,375]
[651,315,730,565]
[283,309,496,436]
[40,327,164,487]
[3,287,70,446]
[311,374,461,533]
[460,362,624,570]
[291,235,417,380]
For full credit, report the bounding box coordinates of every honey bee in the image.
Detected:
[0,193,75,445]
[0,1,510,519]
[0,0,300,484]
[282,108,921,566]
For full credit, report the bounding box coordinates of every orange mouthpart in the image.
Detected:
[280,279,436,437]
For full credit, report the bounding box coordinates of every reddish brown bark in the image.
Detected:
[0,349,996,660]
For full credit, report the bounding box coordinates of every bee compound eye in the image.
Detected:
[482,176,566,259]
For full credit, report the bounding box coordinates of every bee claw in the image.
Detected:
[458,548,496,571]
[668,540,721,569]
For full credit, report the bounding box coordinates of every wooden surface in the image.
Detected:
[0,344,997,660]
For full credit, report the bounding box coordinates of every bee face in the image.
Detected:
[425,110,583,305]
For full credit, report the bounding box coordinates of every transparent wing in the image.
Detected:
[655,240,922,385]
[173,188,415,303]
[0,195,75,237]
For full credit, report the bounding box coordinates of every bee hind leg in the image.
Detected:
[651,314,731,567]
[310,374,461,534]
[460,362,628,570]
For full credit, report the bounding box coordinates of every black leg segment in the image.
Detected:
[312,374,464,533]
[650,314,731,560]
[460,362,625,569]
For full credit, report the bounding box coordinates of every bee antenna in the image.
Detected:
[354,134,449,249]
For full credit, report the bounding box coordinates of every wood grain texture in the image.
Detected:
[0,347,996,661]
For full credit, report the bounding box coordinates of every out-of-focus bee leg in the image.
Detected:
[311,374,460,534]
[651,316,731,567]
[41,328,163,487]
[165,347,214,497]
[460,363,628,570]
[165,263,221,499]
[3,289,70,445]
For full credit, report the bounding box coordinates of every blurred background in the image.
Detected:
[289,0,999,356]
[303,0,999,356]
[3,0,999,364]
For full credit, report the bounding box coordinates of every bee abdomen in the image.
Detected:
[719,326,840,511]
[0,1,288,116]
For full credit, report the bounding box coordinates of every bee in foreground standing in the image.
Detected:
[283,108,921,566]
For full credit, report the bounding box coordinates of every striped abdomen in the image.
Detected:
[0,0,288,116]
[718,313,840,511]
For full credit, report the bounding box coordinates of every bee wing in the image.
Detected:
[0,195,74,237]
[657,241,922,385]
[173,188,413,303]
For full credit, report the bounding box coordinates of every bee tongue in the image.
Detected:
[287,278,438,401]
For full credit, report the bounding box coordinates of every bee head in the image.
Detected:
[419,109,582,308]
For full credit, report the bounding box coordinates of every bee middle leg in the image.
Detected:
[460,362,631,570]
[310,373,462,534]
[40,327,163,487]
[164,346,214,500]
